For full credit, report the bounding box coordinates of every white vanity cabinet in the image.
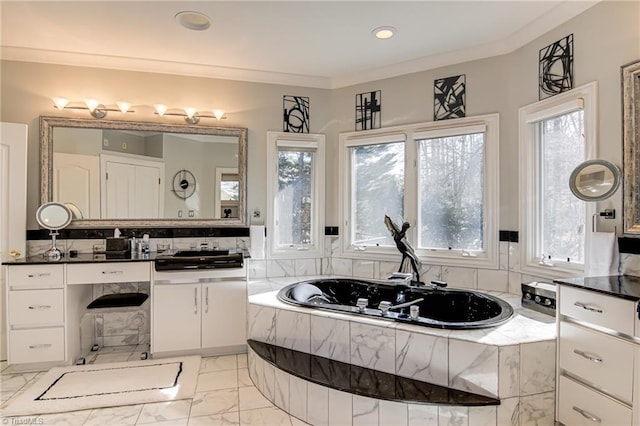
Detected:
[6,264,66,365]
[556,284,640,426]
[152,266,247,356]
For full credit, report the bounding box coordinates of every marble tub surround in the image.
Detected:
[248,280,555,407]
[248,339,499,405]
[247,345,540,426]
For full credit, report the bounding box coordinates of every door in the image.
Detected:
[53,152,100,219]
[201,280,247,349]
[152,284,201,353]
[0,122,28,360]
[101,154,164,219]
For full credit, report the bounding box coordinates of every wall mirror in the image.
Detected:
[569,159,621,201]
[40,116,247,227]
[622,60,640,234]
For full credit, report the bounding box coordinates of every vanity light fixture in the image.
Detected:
[373,26,396,39]
[51,97,226,123]
[154,107,227,124]
[51,97,136,119]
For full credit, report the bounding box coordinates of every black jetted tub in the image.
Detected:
[277,278,514,329]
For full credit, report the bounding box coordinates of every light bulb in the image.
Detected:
[213,109,225,120]
[85,99,100,112]
[185,107,197,119]
[52,97,69,110]
[116,102,131,114]
[154,104,168,116]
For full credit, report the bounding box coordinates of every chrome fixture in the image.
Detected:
[410,305,420,320]
[52,97,135,119]
[387,272,413,285]
[51,97,226,123]
[429,280,448,289]
[378,298,424,316]
[356,298,368,313]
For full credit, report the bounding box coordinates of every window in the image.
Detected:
[418,131,484,251]
[215,168,239,219]
[519,82,597,277]
[339,114,499,268]
[350,138,405,247]
[267,132,325,258]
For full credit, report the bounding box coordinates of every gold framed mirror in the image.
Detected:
[40,116,248,228]
[622,60,640,234]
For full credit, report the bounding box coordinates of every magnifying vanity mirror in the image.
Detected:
[40,116,248,227]
[36,202,72,260]
[569,159,621,202]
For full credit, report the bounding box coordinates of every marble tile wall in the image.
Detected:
[26,237,245,257]
[249,236,526,294]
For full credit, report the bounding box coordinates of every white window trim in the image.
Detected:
[266,131,325,259]
[339,114,500,269]
[518,82,598,279]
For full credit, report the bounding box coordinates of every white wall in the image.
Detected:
[0,1,637,232]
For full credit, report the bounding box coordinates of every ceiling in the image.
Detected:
[0,1,599,89]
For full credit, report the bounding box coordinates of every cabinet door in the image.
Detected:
[152,284,201,353]
[201,280,247,349]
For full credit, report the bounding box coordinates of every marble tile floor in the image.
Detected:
[1,346,309,426]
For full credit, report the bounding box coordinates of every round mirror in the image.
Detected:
[36,202,72,230]
[569,159,621,201]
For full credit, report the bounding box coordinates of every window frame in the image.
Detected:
[266,131,325,259]
[518,82,598,279]
[339,114,500,268]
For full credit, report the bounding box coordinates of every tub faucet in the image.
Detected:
[378,298,424,316]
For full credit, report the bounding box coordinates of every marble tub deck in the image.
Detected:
[248,277,558,426]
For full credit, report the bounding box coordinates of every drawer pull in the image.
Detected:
[572,406,601,423]
[573,349,603,363]
[28,305,52,310]
[101,270,124,275]
[28,343,53,349]
[27,272,51,278]
[573,301,603,313]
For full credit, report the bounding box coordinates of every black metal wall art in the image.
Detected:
[283,95,310,133]
[539,34,574,100]
[355,90,381,130]
[434,74,466,121]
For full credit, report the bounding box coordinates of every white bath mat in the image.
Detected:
[3,355,200,416]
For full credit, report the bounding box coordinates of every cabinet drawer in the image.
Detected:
[7,265,63,289]
[559,321,634,402]
[67,262,150,284]
[558,375,632,426]
[9,289,64,326]
[9,328,65,364]
[559,286,635,335]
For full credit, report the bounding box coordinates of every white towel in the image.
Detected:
[250,225,266,259]
[586,232,619,276]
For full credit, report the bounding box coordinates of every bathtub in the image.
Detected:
[277,278,514,329]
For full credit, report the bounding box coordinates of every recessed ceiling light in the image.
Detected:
[373,26,396,40]
[175,11,211,31]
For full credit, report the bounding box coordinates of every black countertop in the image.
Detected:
[554,275,640,302]
[3,252,162,266]
[3,249,249,266]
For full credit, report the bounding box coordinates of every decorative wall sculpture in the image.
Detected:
[355,90,381,130]
[283,95,310,133]
[434,74,465,121]
[539,34,574,100]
